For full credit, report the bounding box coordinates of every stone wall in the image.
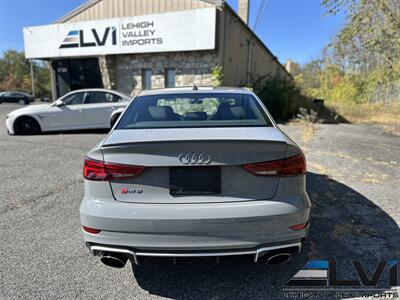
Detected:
[104,51,219,96]
[98,56,113,90]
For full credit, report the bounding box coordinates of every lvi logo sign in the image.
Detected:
[285,260,399,288]
[59,27,117,49]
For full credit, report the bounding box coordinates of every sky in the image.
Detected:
[0,0,346,65]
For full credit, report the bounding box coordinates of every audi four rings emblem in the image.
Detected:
[178,153,211,165]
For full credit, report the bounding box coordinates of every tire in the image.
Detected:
[14,116,41,135]
[18,99,28,105]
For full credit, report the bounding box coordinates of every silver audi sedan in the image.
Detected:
[80,87,311,268]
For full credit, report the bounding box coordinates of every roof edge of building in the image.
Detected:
[55,0,101,24]
[54,0,224,24]
[223,3,293,80]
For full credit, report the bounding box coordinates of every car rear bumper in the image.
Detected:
[80,178,311,252]
[81,205,309,251]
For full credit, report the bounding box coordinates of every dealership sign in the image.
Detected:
[23,8,216,59]
[285,260,399,288]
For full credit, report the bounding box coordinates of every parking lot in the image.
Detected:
[0,103,399,299]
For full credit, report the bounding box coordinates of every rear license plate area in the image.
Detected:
[169,166,221,196]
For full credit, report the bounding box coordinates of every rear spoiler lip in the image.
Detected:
[101,127,290,147]
[101,139,288,148]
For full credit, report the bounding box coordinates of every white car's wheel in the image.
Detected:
[14,116,41,135]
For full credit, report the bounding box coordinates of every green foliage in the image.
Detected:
[296,0,400,105]
[322,0,400,81]
[296,62,350,103]
[0,50,51,98]
[296,59,400,105]
[251,75,309,120]
[211,65,223,87]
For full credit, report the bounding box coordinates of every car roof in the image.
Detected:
[66,88,131,98]
[6,91,31,95]
[139,86,253,96]
[4,91,26,93]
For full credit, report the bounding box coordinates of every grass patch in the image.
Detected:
[326,102,400,125]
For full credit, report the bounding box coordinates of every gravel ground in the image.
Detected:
[0,103,399,300]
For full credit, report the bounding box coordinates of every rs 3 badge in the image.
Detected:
[121,187,143,194]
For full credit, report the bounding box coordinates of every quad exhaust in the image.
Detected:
[89,242,301,267]
[98,250,293,267]
[100,252,128,268]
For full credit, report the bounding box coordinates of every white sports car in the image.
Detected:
[5,89,131,135]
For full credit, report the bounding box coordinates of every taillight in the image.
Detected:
[83,157,108,180]
[280,153,307,175]
[243,153,306,176]
[83,157,146,181]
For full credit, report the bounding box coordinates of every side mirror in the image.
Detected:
[54,100,65,107]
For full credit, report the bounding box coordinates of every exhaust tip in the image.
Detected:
[267,252,292,265]
[100,252,128,268]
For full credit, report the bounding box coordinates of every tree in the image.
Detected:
[251,74,305,120]
[321,0,400,81]
[294,60,323,93]
[0,50,51,98]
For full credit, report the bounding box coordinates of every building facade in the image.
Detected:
[23,0,290,99]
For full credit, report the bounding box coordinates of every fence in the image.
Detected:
[368,82,400,108]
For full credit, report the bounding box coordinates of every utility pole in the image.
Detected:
[30,59,35,97]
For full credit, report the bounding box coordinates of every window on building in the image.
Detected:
[142,69,152,90]
[165,68,176,88]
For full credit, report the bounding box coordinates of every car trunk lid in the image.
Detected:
[101,127,288,204]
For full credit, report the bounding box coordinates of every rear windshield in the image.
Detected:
[116,93,272,129]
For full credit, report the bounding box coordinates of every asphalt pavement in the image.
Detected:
[0,103,399,300]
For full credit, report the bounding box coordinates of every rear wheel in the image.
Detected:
[14,116,41,135]
[18,99,28,105]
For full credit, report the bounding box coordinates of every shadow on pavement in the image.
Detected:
[132,172,399,299]
[312,101,351,124]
